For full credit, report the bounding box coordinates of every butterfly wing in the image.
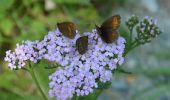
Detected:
[57,22,76,39]
[101,15,121,30]
[100,29,119,43]
[76,36,88,55]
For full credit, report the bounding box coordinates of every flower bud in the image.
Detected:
[136,16,162,44]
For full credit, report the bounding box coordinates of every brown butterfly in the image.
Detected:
[57,22,76,39]
[95,15,121,43]
[76,36,88,55]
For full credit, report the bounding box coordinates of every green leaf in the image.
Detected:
[97,81,112,90]
[0,12,5,20]
[53,0,90,5]
[31,4,43,17]
[0,90,23,100]
[14,19,47,43]
[113,67,132,75]
[0,90,41,100]
[0,72,16,89]
[33,61,54,98]
[0,71,33,94]
[0,0,14,12]
[30,20,46,34]
[22,0,34,7]
[0,19,14,36]
[73,89,103,100]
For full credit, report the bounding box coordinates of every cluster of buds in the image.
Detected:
[126,15,139,31]
[126,15,162,44]
[136,16,162,44]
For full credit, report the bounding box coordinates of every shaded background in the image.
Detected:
[0,0,170,100]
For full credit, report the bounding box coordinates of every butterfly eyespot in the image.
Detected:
[76,36,88,55]
[57,22,76,39]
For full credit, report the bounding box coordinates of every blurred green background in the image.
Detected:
[0,0,170,100]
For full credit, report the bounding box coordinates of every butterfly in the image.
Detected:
[95,15,121,43]
[57,22,76,39]
[76,36,88,55]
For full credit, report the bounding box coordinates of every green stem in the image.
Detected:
[129,29,133,46]
[124,39,140,56]
[124,41,140,57]
[127,28,133,50]
[124,28,133,57]
[28,64,48,100]
[76,96,79,100]
[72,95,79,100]
[131,39,138,46]
[130,42,140,50]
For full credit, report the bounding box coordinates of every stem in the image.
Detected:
[127,28,133,50]
[28,64,48,100]
[124,27,141,57]
[130,42,140,50]
[72,95,79,100]
[124,28,133,57]
[124,41,139,56]
[125,41,141,56]
[76,96,79,100]
[129,29,133,45]
[131,39,138,46]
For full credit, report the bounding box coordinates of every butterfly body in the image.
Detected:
[57,22,76,39]
[96,15,121,43]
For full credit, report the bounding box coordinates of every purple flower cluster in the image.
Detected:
[4,28,126,100]
[4,41,40,70]
[47,29,126,100]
